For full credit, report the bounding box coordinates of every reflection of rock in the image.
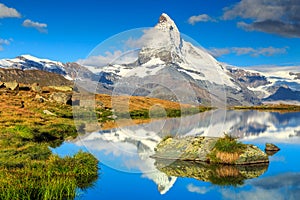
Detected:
[154,159,268,186]
[152,136,269,164]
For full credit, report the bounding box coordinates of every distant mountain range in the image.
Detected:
[0,13,299,105]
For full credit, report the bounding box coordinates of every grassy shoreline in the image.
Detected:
[0,86,213,198]
[0,87,98,199]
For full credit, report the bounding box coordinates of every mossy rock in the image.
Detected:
[152,136,269,165]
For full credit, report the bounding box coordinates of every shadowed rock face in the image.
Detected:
[154,159,269,186]
[151,136,269,165]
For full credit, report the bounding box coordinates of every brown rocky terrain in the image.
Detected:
[0,68,72,86]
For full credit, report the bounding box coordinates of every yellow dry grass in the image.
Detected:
[0,88,74,132]
[0,87,205,132]
[216,151,240,164]
[95,94,193,112]
[100,118,152,130]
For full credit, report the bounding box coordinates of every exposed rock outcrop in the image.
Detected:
[151,136,269,165]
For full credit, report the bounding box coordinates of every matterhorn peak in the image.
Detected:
[155,13,179,33]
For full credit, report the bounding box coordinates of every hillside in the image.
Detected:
[0,68,72,86]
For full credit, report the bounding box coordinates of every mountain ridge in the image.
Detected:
[0,13,299,105]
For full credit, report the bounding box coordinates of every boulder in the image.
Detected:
[31,83,42,93]
[50,92,72,105]
[4,80,19,91]
[35,94,46,103]
[151,136,269,165]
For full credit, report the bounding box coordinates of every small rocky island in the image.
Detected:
[151,135,270,186]
[152,135,269,165]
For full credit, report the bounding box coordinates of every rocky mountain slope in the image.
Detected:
[228,66,300,103]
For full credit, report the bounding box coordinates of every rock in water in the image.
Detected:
[152,136,269,165]
[265,143,280,154]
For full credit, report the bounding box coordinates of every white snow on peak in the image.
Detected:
[179,41,239,88]
[0,59,13,67]
[100,58,166,78]
[20,54,64,67]
[0,54,72,79]
[155,13,179,34]
[152,13,181,52]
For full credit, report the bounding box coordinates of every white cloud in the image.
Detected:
[78,50,138,67]
[209,46,287,57]
[22,19,48,33]
[208,48,231,57]
[125,28,171,49]
[0,38,12,51]
[188,14,217,25]
[187,184,211,194]
[0,3,21,18]
[246,65,300,73]
[223,0,300,37]
[220,188,284,200]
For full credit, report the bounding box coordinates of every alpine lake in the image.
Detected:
[53,109,300,200]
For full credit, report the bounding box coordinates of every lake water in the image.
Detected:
[53,110,300,200]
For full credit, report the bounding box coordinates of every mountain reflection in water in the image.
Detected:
[71,110,300,195]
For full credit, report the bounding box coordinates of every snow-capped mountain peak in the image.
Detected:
[18,54,64,68]
[84,13,262,106]
[155,13,180,34]
[137,13,182,60]
[0,54,76,80]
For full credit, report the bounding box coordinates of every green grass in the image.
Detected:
[207,134,247,164]
[213,134,246,153]
[0,151,98,200]
[114,106,212,120]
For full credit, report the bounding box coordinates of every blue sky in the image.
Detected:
[0,0,300,67]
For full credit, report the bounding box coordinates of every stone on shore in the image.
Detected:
[4,80,19,91]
